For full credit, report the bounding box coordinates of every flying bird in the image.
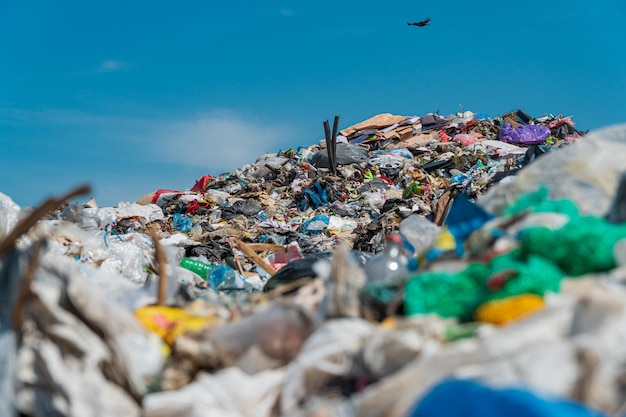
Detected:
[407,17,430,27]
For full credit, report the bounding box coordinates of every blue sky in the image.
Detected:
[1,0,625,207]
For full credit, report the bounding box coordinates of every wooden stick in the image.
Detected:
[147,227,168,306]
[235,257,245,275]
[331,115,340,175]
[323,120,333,173]
[237,240,277,276]
[245,243,287,253]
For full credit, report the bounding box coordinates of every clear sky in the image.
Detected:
[1,0,625,207]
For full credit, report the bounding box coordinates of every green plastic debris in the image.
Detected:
[404,188,626,321]
[404,252,564,321]
[485,251,564,300]
[403,181,422,199]
[520,216,626,276]
[503,186,579,218]
[404,264,488,321]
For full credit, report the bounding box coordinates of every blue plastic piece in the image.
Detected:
[409,379,608,417]
[445,193,493,256]
[299,181,329,210]
[207,264,245,292]
[301,215,330,235]
[172,213,193,232]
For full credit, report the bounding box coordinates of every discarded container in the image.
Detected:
[399,214,441,256]
[365,234,411,282]
[207,264,246,292]
[179,257,212,279]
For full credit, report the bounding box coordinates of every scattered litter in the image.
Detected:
[5,110,626,417]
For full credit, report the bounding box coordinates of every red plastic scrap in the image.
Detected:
[186,199,199,215]
[152,189,183,204]
[191,174,213,192]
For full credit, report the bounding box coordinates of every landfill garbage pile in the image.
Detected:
[3,109,626,417]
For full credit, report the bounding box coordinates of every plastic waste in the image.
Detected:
[498,123,550,145]
[399,214,441,257]
[310,143,369,168]
[410,378,609,417]
[207,264,246,292]
[475,293,545,325]
[265,243,303,270]
[263,251,333,292]
[221,200,263,220]
[365,234,411,282]
[134,305,216,345]
[478,139,527,156]
[454,133,478,146]
[301,215,330,235]
[362,191,387,210]
[299,181,328,210]
[179,257,212,278]
[445,193,494,256]
[172,213,193,232]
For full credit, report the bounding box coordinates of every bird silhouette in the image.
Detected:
[407,17,430,27]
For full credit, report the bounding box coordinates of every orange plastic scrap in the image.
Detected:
[134,305,216,345]
[475,294,545,325]
[438,129,452,142]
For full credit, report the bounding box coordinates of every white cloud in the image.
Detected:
[150,111,296,172]
[0,105,302,205]
[0,107,297,170]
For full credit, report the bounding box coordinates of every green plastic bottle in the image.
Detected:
[179,257,213,280]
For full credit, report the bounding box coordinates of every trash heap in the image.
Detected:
[4,109,626,417]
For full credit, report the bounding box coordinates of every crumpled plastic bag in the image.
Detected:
[454,133,479,147]
[280,318,377,414]
[311,143,369,168]
[221,200,263,220]
[162,302,319,389]
[144,367,285,417]
[498,123,550,145]
[13,249,163,417]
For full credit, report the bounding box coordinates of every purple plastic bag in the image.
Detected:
[499,123,550,145]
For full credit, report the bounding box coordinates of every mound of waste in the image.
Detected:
[5,109,626,417]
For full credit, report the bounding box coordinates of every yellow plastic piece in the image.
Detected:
[134,305,215,345]
[379,316,397,330]
[475,294,545,325]
[436,227,457,251]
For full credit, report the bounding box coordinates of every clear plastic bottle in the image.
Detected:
[399,214,441,257]
[365,233,411,282]
[180,258,246,292]
[207,264,244,292]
